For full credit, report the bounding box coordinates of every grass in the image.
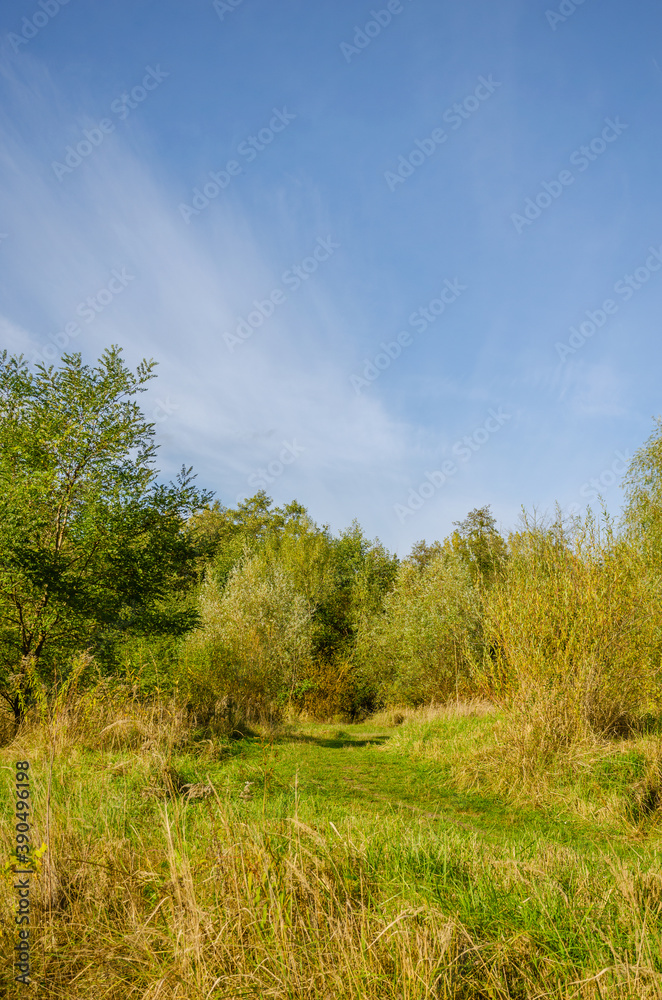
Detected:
[1,698,662,997]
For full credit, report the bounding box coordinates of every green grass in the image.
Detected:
[1,702,662,997]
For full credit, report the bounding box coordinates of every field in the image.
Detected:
[2,698,662,999]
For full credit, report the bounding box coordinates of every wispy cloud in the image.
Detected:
[0,53,421,547]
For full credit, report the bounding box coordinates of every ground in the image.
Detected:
[1,702,661,998]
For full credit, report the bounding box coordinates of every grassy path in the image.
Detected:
[2,709,662,997]
[219,716,659,862]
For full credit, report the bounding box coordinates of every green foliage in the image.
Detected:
[451,504,508,587]
[116,632,183,698]
[256,509,335,614]
[622,416,662,571]
[296,522,399,719]
[310,520,399,664]
[183,514,399,724]
[182,548,315,727]
[355,549,482,707]
[0,346,212,722]
[188,491,308,587]
[404,538,445,572]
[6,361,662,995]
[7,346,662,758]
[479,509,662,740]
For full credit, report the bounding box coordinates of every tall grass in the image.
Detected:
[480,512,662,737]
[382,511,662,802]
[2,691,662,998]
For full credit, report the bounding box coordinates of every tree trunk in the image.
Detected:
[12,692,24,732]
[10,655,37,732]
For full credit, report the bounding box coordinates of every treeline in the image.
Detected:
[173,498,494,724]
[2,346,662,744]
[174,487,662,745]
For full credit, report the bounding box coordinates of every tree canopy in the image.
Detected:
[0,346,212,723]
[451,505,508,586]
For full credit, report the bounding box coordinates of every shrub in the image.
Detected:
[181,549,314,727]
[355,550,482,706]
[479,510,662,740]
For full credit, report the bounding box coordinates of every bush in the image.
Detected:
[479,510,662,741]
[355,550,482,707]
[181,549,314,727]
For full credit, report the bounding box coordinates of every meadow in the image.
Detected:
[3,350,662,997]
[2,693,662,999]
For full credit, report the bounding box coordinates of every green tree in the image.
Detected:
[259,512,335,615]
[305,522,399,719]
[405,539,445,572]
[451,505,508,587]
[0,346,212,726]
[311,521,399,664]
[355,549,481,707]
[184,547,314,727]
[188,491,308,588]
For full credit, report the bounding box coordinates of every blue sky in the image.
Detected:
[0,0,660,556]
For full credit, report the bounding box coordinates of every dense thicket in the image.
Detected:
[3,347,662,742]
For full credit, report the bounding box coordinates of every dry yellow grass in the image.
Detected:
[2,688,662,998]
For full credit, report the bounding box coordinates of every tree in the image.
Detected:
[185,549,315,727]
[0,346,213,726]
[310,521,399,663]
[451,505,508,587]
[405,539,444,572]
[355,550,481,707]
[258,511,335,614]
[188,491,309,587]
